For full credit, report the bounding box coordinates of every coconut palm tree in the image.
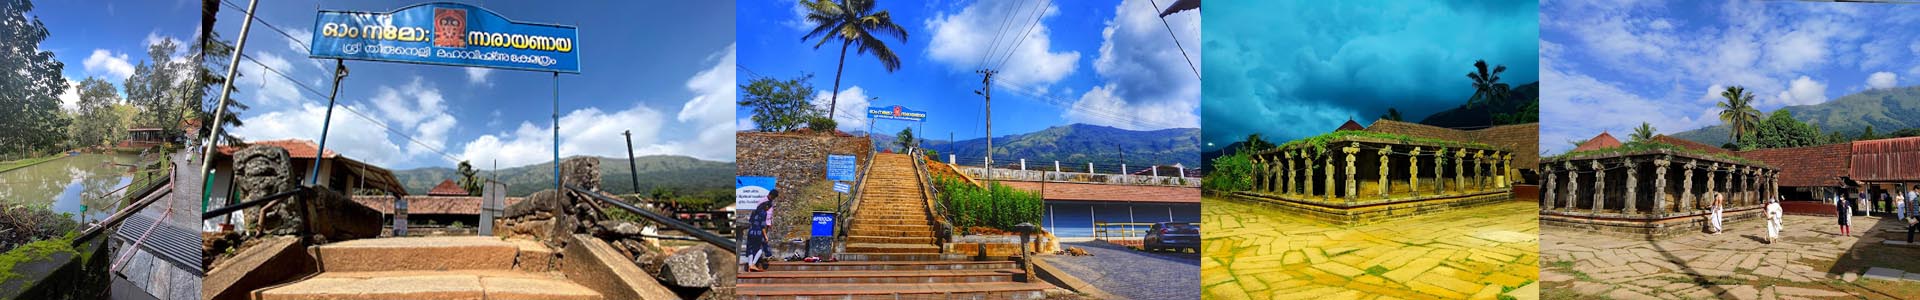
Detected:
[1717,86,1761,144]
[1466,60,1510,110]
[800,0,908,120]
[1630,122,1656,143]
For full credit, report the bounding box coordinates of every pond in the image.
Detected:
[0,154,143,222]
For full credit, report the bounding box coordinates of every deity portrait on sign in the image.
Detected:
[433,7,466,48]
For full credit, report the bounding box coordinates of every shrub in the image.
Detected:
[807,116,838,133]
[1202,152,1253,192]
[932,176,1043,233]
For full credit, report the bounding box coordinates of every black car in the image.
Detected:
[1143,222,1200,253]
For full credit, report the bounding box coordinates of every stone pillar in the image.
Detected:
[1455,149,1467,193]
[1748,168,1759,206]
[1344,142,1360,201]
[1378,145,1391,197]
[1592,160,1605,214]
[1625,158,1638,214]
[1410,147,1422,196]
[1681,160,1695,212]
[1283,152,1295,195]
[1707,163,1720,209]
[1653,157,1670,214]
[1434,148,1446,193]
[1253,157,1266,192]
[1473,150,1486,190]
[1543,163,1556,211]
[1324,154,1334,201]
[1565,161,1579,214]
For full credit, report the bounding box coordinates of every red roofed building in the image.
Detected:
[206,139,406,210]
[427,179,471,196]
[1652,135,1736,157]
[1572,132,1622,152]
[1335,119,1366,132]
[1740,143,1850,201]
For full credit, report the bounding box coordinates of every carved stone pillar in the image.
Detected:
[1592,160,1606,214]
[1474,150,1487,190]
[1455,149,1467,193]
[1344,142,1360,201]
[1653,156,1670,214]
[1324,154,1334,201]
[1682,160,1696,212]
[1283,152,1294,195]
[1543,163,1556,211]
[1707,163,1720,208]
[1625,158,1638,214]
[1565,161,1579,214]
[1410,147,1422,196]
[1434,148,1446,193]
[1378,145,1391,197]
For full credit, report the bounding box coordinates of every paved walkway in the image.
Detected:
[1540,214,1920,299]
[1201,197,1539,300]
[1043,241,1199,300]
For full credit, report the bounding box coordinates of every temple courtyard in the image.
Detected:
[1200,196,1539,300]
[1540,214,1920,299]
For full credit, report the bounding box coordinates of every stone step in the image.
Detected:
[856,212,928,219]
[736,282,1052,300]
[833,253,973,261]
[845,243,941,254]
[850,223,932,231]
[313,236,520,272]
[767,261,1018,271]
[253,270,602,300]
[848,235,935,244]
[738,269,1023,284]
[843,229,933,238]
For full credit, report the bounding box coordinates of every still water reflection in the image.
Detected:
[0,154,140,221]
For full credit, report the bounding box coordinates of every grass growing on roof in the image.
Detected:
[1547,140,1762,166]
[1271,130,1497,156]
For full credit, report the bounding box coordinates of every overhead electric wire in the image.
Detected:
[991,0,1052,71]
[1147,0,1200,80]
[977,0,1028,70]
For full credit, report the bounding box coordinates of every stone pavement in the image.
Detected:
[1201,196,1539,300]
[1540,214,1920,299]
[1044,241,1200,300]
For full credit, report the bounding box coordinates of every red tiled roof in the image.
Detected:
[1336,119,1366,132]
[350,195,526,215]
[1740,143,1850,187]
[219,139,340,159]
[1572,132,1622,152]
[995,181,1200,204]
[1653,135,1735,157]
[1849,136,1920,182]
[427,179,469,196]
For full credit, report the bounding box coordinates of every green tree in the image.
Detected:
[1466,60,1510,110]
[1860,125,1878,141]
[1630,122,1656,143]
[895,127,916,151]
[125,39,184,135]
[0,0,71,158]
[1379,108,1403,122]
[1742,110,1826,149]
[192,32,247,146]
[456,160,481,196]
[69,78,123,148]
[739,74,821,132]
[1241,133,1274,153]
[1717,86,1761,145]
[800,0,908,119]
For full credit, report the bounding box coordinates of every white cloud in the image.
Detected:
[83,49,136,80]
[236,51,308,106]
[366,77,458,157]
[231,103,409,166]
[58,79,81,111]
[144,31,181,48]
[783,0,812,31]
[1539,59,1717,155]
[1869,72,1898,90]
[1700,84,1726,103]
[674,44,738,160]
[1063,0,1201,130]
[1770,75,1828,107]
[457,105,666,168]
[284,28,314,53]
[464,67,493,86]
[924,0,1080,87]
[812,86,871,131]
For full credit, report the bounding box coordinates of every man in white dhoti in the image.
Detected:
[1710,193,1725,235]
[1766,197,1783,244]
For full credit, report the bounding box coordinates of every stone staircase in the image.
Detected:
[250,236,603,300]
[738,153,1053,299]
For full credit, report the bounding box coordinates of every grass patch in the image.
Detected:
[0,154,65,174]
[1364,265,1389,276]
[1547,140,1762,166]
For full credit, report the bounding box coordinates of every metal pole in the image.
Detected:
[200,0,260,206]
[623,130,640,194]
[309,59,347,186]
[553,72,560,192]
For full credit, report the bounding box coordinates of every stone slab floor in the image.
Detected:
[1201,196,1540,300]
[1540,214,1920,300]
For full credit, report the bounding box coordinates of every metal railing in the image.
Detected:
[73,174,174,246]
[200,186,311,220]
[565,185,736,252]
[910,148,955,245]
[834,147,879,244]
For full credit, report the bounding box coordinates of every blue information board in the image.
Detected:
[310,2,580,73]
[826,155,857,181]
[810,211,836,237]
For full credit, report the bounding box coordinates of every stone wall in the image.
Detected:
[735,132,873,259]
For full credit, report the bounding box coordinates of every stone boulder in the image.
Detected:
[656,244,734,289]
[560,157,600,191]
[234,146,302,236]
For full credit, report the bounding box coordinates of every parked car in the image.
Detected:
[1143,222,1200,253]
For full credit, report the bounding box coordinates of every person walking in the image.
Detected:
[1838,193,1853,236]
[1907,214,1920,244]
[1905,187,1917,219]
[1900,194,1910,222]
[743,189,779,272]
[1710,193,1726,235]
[1766,197,1783,244]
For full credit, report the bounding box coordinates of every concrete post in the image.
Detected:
[1021,159,1027,171]
[949,154,956,165]
[1055,161,1061,172]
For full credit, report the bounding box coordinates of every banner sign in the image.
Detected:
[735,176,777,210]
[826,155,858,181]
[867,105,927,122]
[810,211,836,236]
[310,2,580,73]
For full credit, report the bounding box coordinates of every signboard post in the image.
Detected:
[827,155,858,182]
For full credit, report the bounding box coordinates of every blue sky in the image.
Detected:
[736,0,1200,142]
[200,0,735,169]
[1540,0,1920,155]
[32,0,199,109]
[1201,0,1540,152]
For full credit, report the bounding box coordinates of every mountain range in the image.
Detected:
[866,123,1200,169]
[390,155,735,197]
[1672,86,1920,146]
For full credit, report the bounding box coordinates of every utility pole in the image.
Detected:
[975,69,996,185]
[309,60,348,186]
[200,0,258,211]
[622,130,640,195]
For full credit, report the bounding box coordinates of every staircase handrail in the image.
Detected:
[835,147,878,244]
[73,175,172,246]
[200,186,311,220]
[565,185,738,251]
[910,147,955,246]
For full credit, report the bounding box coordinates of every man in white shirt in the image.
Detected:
[1766,197,1784,244]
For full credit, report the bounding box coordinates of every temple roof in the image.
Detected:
[1572,132,1622,152]
[427,179,469,196]
[1336,119,1366,131]
[1740,143,1850,187]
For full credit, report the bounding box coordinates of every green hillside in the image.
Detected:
[391,155,736,197]
[908,123,1200,169]
[1673,86,1920,146]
